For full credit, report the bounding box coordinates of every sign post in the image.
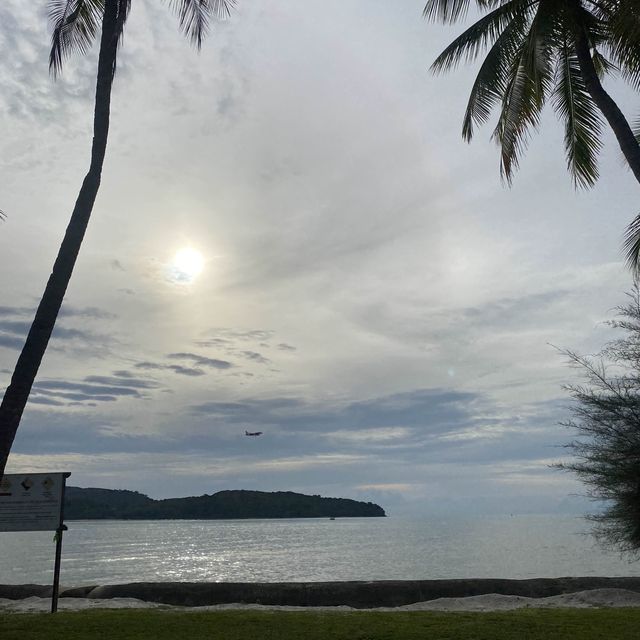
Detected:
[0,472,71,613]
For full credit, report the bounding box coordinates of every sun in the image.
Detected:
[170,247,205,283]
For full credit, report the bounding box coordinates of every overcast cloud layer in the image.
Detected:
[1,0,638,514]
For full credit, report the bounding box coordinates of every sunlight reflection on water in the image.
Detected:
[0,515,638,585]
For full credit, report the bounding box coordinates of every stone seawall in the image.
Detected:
[2,578,640,608]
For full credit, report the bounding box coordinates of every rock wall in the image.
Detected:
[3,577,640,608]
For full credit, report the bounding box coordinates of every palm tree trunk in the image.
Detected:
[574,27,640,185]
[0,0,119,478]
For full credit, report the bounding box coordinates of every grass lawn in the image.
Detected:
[2,608,640,640]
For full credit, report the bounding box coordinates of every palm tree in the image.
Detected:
[424,0,640,265]
[0,0,235,478]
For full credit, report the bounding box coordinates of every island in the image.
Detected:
[64,487,386,520]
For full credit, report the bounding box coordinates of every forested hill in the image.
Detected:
[64,488,386,520]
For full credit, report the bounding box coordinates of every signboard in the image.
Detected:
[0,472,70,613]
[0,473,67,532]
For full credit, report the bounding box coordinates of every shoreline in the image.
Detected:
[3,577,640,609]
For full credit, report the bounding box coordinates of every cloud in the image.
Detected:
[198,328,275,346]
[167,365,206,377]
[0,320,30,335]
[239,350,270,364]
[83,375,162,389]
[130,352,234,378]
[9,412,175,456]
[25,372,165,407]
[28,396,65,407]
[33,389,119,403]
[193,330,296,369]
[111,259,126,271]
[216,329,274,341]
[195,337,231,348]
[0,305,114,322]
[324,427,412,443]
[0,334,24,350]
[0,306,33,317]
[112,370,135,378]
[134,361,206,377]
[0,305,115,363]
[34,380,143,397]
[185,387,566,478]
[189,389,485,455]
[167,352,233,369]
[52,326,98,341]
[191,396,307,422]
[58,305,117,320]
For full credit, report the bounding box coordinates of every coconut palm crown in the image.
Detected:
[0,0,235,478]
[49,0,235,73]
[425,0,640,266]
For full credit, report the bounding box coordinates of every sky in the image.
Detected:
[1,0,639,515]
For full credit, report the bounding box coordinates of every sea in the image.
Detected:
[0,515,638,585]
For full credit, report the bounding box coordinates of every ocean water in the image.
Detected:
[0,515,638,585]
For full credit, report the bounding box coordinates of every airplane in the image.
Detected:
[245,430,263,437]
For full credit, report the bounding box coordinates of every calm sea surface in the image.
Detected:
[1,515,638,585]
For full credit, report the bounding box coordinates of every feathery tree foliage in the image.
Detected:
[558,285,640,553]
[0,0,235,478]
[424,0,640,268]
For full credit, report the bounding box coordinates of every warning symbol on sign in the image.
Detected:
[42,477,54,491]
[21,478,33,491]
[0,477,11,496]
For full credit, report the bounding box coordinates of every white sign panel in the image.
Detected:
[0,473,67,532]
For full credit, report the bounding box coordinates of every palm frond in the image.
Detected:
[460,6,531,140]
[623,213,640,276]
[585,0,620,21]
[423,0,502,24]
[492,0,556,183]
[167,0,236,49]
[430,0,531,74]
[492,52,535,180]
[424,0,473,23]
[592,48,617,78]
[49,0,104,76]
[553,43,603,188]
[602,0,640,89]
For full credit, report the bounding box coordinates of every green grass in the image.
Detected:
[2,608,640,640]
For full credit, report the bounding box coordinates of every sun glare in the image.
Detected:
[170,247,205,283]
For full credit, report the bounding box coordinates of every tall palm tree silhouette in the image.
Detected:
[0,0,235,477]
[425,0,640,264]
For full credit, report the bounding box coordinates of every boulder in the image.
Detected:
[0,584,52,600]
[84,577,640,608]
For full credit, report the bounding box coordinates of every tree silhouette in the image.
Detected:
[425,0,640,267]
[558,284,640,553]
[0,0,235,477]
